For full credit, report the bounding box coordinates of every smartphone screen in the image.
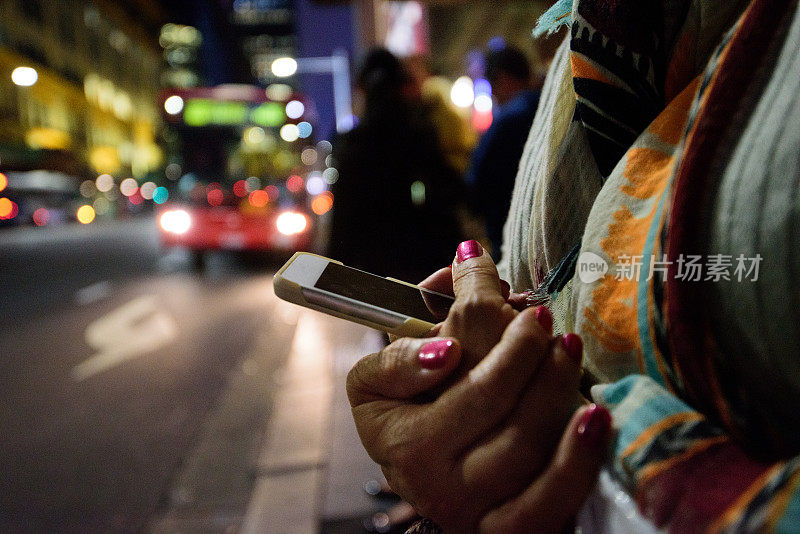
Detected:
[313,263,454,323]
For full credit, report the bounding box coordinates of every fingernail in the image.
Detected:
[534,306,553,333]
[456,240,483,263]
[419,339,455,370]
[560,333,583,365]
[577,404,612,447]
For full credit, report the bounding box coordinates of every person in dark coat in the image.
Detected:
[328,48,466,282]
[466,46,541,257]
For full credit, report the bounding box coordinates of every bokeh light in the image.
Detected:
[280,124,300,142]
[266,84,293,101]
[411,180,426,206]
[474,78,492,97]
[153,187,169,204]
[265,185,279,200]
[451,76,475,108]
[129,191,143,205]
[120,178,138,197]
[301,148,318,166]
[244,126,266,145]
[474,94,493,113]
[165,163,182,181]
[0,172,7,192]
[317,140,333,153]
[472,110,493,132]
[233,180,248,197]
[0,198,18,219]
[249,189,269,208]
[305,173,325,195]
[93,197,111,215]
[32,208,50,226]
[11,66,38,87]
[297,121,313,138]
[140,181,157,200]
[271,57,298,77]
[285,100,305,119]
[96,174,114,192]
[77,205,96,224]
[80,180,96,198]
[488,36,506,52]
[164,95,184,115]
[286,175,304,193]
[207,187,224,206]
[276,211,308,235]
[178,173,197,194]
[311,192,334,215]
[322,167,339,185]
[160,209,191,234]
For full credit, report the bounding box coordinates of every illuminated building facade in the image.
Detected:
[0,0,165,179]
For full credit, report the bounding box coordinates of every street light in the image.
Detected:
[11,67,38,87]
[285,100,305,119]
[164,95,184,115]
[271,57,298,78]
[451,76,474,108]
[270,51,354,133]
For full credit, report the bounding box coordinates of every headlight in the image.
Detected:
[160,209,192,234]
[276,211,308,236]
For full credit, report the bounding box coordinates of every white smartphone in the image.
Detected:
[273,252,454,337]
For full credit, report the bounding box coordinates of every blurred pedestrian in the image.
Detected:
[404,54,478,175]
[466,45,541,257]
[328,48,466,282]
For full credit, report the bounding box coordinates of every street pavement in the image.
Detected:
[0,216,388,533]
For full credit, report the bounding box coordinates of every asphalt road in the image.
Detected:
[0,217,295,532]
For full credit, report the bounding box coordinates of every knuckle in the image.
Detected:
[453,294,505,321]
[453,261,492,280]
[379,338,416,380]
[506,318,548,350]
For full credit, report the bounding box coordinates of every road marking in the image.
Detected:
[74,280,112,305]
[72,295,178,381]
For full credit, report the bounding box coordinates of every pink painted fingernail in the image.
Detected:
[456,240,483,263]
[560,333,583,365]
[418,339,455,370]
[577,404,612,447]
[534,306,553,333]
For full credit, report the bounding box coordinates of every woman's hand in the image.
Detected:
[347,309,606,532]
[438,240,518,367]
[416,240,522,368]
[477,403,611,533]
